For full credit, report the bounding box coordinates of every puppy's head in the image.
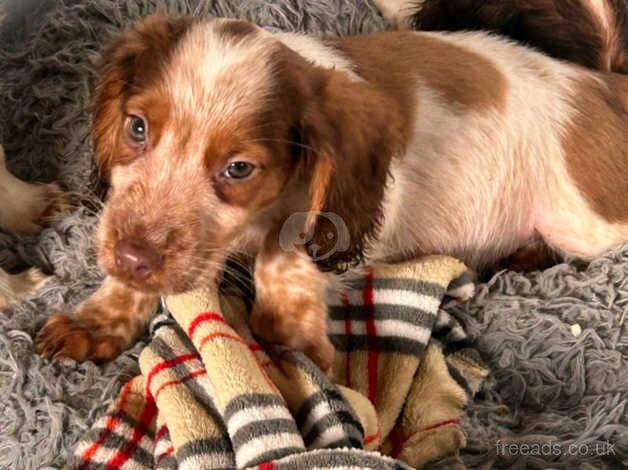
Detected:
[93,16,401,294]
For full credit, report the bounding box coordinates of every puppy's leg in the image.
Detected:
[250,234,334,373]
[37,277,158,362]
[0,267,48,310]
[495,238,561,273]
[0,145,69,234]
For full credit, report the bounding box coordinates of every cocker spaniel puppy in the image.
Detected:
[37,11,627,370]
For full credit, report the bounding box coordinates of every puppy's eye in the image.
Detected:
[224,161,255,179]
[124,115,148,146]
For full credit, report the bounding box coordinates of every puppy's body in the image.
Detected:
[323,31,628,267]
[37,17,628,367]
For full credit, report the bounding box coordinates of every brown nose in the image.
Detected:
[114,239,163,280]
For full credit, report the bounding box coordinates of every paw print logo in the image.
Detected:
[279,212,350,261]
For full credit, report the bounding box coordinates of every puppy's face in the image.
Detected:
[94,18,304,293]
[93,16,400,294]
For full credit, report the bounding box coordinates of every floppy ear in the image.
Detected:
[301,69,405,271]
[92,16,194,180]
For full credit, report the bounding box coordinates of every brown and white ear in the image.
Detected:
[91,16,194,180]
[301,69,405,270]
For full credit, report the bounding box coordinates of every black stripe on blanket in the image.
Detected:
[303,411,364,449]
[343,278,445,297]
[176,437,234,466]
[231,418,298,449]
[155,453,177,470]
[223,393,304,466]
[273,448,413,469]
[329,335,430,356]
[447,271,474,292]
[328,304,437,326]
[223,393,287,421]
[295,389,364,450]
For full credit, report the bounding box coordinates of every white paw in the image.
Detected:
[0,152,72,234]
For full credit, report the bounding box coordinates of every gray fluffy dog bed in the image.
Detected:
[0,1,626,468]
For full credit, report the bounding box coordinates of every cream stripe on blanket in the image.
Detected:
[72,255,487,469]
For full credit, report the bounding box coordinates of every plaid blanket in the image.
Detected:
[71,256,487,469]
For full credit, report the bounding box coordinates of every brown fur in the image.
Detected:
[92,15,196,178]
[410,0,628,73]
[298,63,405,271]
[563,74,628,222]
[331,32,508,112]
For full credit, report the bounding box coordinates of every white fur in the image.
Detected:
[275,32,362,80]
[167,19,276,128]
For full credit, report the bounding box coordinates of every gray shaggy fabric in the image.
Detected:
[0,1,625,468]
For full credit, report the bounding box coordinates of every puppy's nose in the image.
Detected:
[114,239,163,280]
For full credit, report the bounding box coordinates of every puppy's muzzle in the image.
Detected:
[114,238,163,280]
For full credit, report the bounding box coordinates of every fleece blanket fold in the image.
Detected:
[71,255,487,469]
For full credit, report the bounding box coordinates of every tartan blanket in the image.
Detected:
[71,256,488,469]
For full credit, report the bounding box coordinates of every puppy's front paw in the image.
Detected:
[37,313,123,362]
[250,305,335,373]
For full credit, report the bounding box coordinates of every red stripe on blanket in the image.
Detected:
[419,417,461,433]
[199,332,278,393]
[363,267,379,405]
[156,446,174,465]
[389,418,462,458]
[258,462,275,470]
[77,378,135,470]
[364,431,380,446]
[199,331,247,349]
[188,312,226,338]
[105,393,157,469]
[155,425,169,443]
[341,292,352,388]
[364,417,382,447]
[154,369,207,400]
[146,353,201,391]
